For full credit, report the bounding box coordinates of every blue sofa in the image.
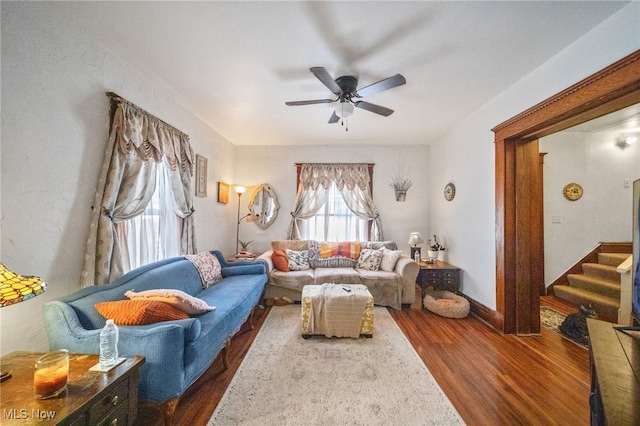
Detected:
[43,250,267,424]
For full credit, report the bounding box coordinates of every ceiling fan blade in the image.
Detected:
[328,111,339,124]
[285,99,334,106]
[310,67,342,95]
[356,74,406,97]
[354,101,394,117]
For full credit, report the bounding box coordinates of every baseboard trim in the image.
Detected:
[464,293,504,333]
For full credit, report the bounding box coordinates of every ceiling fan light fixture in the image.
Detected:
[335,101,354,118]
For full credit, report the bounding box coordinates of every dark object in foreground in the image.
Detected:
[560,305,598,346]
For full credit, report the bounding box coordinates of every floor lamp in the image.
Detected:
[235,186,246,254]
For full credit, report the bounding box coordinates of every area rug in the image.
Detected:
[540,306,587,348]
[208,305,465,425]
[540,306,566,332]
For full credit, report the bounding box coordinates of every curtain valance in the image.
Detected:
[298,163,372,192]
[108,93,194,175]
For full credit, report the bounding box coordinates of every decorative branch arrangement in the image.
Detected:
[389,167,413,202]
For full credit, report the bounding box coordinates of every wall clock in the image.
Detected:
[444,183,456,201]
[563,182,583,201]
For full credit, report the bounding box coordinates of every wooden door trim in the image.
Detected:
[491,50,640,334]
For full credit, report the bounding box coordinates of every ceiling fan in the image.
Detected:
[285,67,406,127]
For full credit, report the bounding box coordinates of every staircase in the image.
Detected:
[552,250,630,323]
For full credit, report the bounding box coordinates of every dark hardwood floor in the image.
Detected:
[135,293,590,426]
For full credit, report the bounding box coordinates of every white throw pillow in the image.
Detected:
[125,289,215,315]
[380,248,403,272]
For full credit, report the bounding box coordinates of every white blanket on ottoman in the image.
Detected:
[308,283,370,338]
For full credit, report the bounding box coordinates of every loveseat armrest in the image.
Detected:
[257,250,274,273]
[395,256,420,304]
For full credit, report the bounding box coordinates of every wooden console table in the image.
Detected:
[0,351,144,425]
[416,260,462,305]
[417,260,461,292]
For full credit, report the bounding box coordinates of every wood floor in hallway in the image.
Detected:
[135,294,590,426]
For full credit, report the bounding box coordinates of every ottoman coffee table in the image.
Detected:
[301,283,374,338]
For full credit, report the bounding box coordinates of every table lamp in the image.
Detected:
[408,232,424,261]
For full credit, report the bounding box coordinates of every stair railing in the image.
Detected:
[617,255,634,326]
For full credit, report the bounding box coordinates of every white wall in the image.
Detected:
[541,131,640,284]
[428,2,640,309]
[0,2,237,355]
[234,145,430,257]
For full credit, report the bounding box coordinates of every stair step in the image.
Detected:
[566,274,620,299]
[597,252,631,267]
[581,263,620,283]
[553,285,619,323]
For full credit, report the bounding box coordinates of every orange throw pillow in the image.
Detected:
[95,300,189,325]
[272,249,290,272]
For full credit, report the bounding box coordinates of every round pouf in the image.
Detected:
[423,290,470,319]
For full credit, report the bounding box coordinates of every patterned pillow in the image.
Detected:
[307,240,320,268]
[125,289,215,314]
[357,248,383,271]
[313,257,357,268]
[286,249,310,271]
[271,249,290,272]
[95,300,189,325]
[185,252,222,288]
[380,248,403,272]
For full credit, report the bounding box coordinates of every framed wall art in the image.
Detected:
[217,182,230,204]
[195,154,207,197]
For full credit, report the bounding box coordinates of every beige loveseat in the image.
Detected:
[257,240,419,309]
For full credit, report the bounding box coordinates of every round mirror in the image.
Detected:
[248,184,280,229]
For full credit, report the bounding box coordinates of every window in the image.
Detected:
[120,161,181,272]
[299,183,369,241]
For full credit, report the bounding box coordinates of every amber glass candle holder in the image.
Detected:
[34,349,69,399]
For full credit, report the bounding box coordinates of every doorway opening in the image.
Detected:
[492,50,640,334]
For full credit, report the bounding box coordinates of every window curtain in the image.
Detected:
[80,93,196,287]
[287,163,383,240]
[118,160,181,272]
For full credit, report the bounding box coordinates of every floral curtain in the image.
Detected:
[287,163,383,240]
[80,94,196,286]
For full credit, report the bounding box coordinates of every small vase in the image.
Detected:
[427,250,439,263]
[395,190,407,202]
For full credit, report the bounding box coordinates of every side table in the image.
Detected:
[417,260,462,304]
[1,351,144,425]
[226,253,262,262]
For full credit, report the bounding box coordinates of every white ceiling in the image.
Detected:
[565,104,640,134]
[53,1,631,146]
